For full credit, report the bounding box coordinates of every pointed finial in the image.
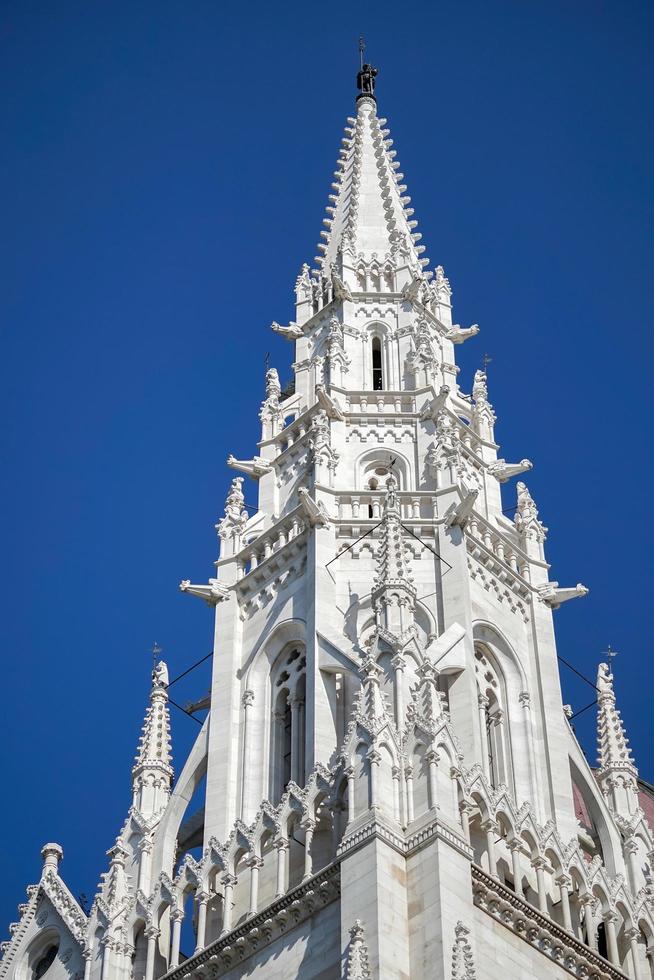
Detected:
[482,353,492,373]
[152,641,162,675]
[359,36,365,70]
[604,645,619,672]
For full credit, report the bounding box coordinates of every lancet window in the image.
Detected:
[371,336,384,390]
[270,646,307,801]
[362,462,397,518]
[475,646,511,791]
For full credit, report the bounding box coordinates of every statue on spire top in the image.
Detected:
[357,63,378,100]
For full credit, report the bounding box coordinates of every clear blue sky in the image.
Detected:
[1,0,652,928]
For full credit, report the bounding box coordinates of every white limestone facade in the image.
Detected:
[3,69,654,980]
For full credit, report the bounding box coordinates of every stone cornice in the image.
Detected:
[160,863,340,980]
[338,812,472,863]
[405,816,474,861]
[471,865,628,980]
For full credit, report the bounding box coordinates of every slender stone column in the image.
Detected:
[100,938,112,980]
[555,874,572,932]
[646,944,654,978]
[391,655,405,728]
[274,838,289,898]
[532,858,549,914]
[605,912,620,967]
[194,892,209,952]
[82,948,92,980]
[331,800,345,852]
[625,927,642,980]
[137,839,153,893]
[625,838,641,895]
[478,694,490,779]
[391,766,401,822]
[405,765,415,823]
[426,750,439,811]
[508,840,523,898]
[220,875,237,935]
[290,694,303,784]
[298,698,305,783]
[169,910,183,968]
[345,766,355,824]
[240,690,255,819]
[302,819,315,881]
[144,928,159,980]
[581,895,597,950]
[114,944,129,980]
[368,749,381,810]
[459,800,472,842]
[246,856,263,917]
[481,820,498,877]
[518,691,540,812]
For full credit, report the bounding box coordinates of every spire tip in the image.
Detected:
[356,41,378,104]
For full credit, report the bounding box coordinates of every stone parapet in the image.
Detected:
[472,865,628,980]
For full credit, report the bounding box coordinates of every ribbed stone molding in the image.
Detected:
[337,812,473,863]
[471,865,628,980]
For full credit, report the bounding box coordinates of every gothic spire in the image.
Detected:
[595,662,640,819]
[316,64,429,275]
[132,660,173,816]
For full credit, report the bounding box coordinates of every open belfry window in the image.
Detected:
[270,646,306,801]
[372,336,384,389]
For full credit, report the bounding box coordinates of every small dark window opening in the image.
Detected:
[372,337,383,390]
[282,700,292,792]
[34,947,58,980]
[596,921,607,959]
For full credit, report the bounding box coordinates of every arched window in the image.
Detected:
[372,337,383,390]
[270,647,306,801]
[475,646,512,791]
[33,947,57,980]
[364,465,394,518]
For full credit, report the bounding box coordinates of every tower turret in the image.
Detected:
[596,662,640,820]
[131,661,173,819]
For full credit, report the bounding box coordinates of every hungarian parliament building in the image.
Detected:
[2,63,653,980]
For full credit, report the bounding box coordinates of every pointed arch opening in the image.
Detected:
[270,645,306,801]
[474,645,512,792]
[371,336,384,390]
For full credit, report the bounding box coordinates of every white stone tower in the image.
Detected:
[3,61,654,980]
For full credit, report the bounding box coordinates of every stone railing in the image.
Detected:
[337,490,436,523]
[472,865,628,980]
[466,515,531,594]
[161,862,340,980]
[344,390,416,415]
[236,510,308,581]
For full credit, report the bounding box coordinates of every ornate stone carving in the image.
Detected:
[451,920,476,979]
[346,919,372,979]
[514,482,547,543]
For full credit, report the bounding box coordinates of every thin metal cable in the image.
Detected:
[325,521,382,568]
[557,655,599,693]
[167,651,214,689]
[167,695,204,726]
